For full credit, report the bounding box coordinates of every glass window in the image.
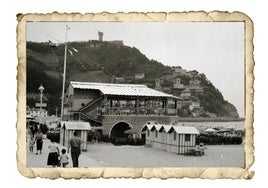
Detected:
[185,134,190,141]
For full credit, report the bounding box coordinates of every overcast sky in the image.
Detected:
[27,22,244,117]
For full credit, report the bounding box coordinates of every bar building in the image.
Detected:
[63,81,182,139]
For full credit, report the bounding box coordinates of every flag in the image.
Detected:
[48,40,57,47]
[68,49,73,56]
[72,48,78,53]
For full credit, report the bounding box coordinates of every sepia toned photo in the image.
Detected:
[17,12,254,179]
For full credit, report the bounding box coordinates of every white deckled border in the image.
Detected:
[17,12,254,179]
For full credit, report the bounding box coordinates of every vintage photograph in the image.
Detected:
[25,20,246,169]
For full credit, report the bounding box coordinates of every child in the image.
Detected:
[60,149,69,168]
[29,137,35,153]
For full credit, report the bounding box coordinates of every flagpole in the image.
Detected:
[60,25,69,121]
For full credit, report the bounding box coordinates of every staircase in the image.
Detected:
[79,111,102,124]
[77,96,103,124]
[79,96,103,112]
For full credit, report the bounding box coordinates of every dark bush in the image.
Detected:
[102,135,111,142]
[127,138,144,146]
[196,134,243,145]
[111,138,128,145]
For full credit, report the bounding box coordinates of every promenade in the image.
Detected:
[27,135,244,168]
[26,137,106,168]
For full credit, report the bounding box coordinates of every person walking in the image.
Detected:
[34,128,43,155]
[29,137,35,153]
[68,131,81,167]
[47,137,60,168]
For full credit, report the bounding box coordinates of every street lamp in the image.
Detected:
[38,84,45,117]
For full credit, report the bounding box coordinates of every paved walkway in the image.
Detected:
[27,136,106,168]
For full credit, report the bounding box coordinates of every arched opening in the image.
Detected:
[110,122,132,138]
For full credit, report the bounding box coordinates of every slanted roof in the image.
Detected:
[159,124,173,132]
[142,122,155,131]
[145,122,199,134]
[70,81,180,99]
[170,126,200,135]
[151,124,163,131]
[60,121,91,130]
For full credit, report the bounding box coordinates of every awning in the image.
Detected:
[60,121,91,130]
[70,81,181,99]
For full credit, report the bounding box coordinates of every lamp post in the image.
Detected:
[60,25,70,121]
[38,84,45,116]
[38,84,45,128]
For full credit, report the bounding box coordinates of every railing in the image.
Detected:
[79,111,101,123]
[99,107,177,116]
[79,96,103,112]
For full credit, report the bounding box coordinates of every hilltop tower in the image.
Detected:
[98,31,103,42]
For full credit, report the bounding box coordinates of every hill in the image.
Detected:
[26,41,239,118]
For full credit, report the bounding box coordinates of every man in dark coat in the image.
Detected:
[68,131,82,167]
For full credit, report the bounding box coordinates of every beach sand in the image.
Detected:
[27,138,244,168]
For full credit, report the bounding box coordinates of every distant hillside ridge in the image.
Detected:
[26,41,239,118]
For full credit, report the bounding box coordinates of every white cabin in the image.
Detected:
[143,122,199,154]
[59,121,91,151]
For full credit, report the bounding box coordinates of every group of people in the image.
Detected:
[28,127,82,168]
[28,128,44,155]
[47,137,69,168]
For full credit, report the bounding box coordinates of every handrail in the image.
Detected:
[79,96,103,111]
[79,112,102,124]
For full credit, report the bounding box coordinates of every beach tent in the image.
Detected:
[204,128,218,133]
[168,125,200,154]
[144,122,200,154]
[142,122,158,147]
[59,121,91,151]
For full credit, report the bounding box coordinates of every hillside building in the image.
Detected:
[155,78,162,90]
[186,70,199,78]
[173,66,187,75]
[189,79,201,86]
[186,85,204,93]
[135,73,145,80]
[27,107,48,118]
[173,78,185,89]
[180,88,191,98]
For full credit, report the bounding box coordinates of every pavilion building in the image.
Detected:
[63,81,182,138]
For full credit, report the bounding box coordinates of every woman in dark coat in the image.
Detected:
[34,128,43,155]
[47,137,60,167]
